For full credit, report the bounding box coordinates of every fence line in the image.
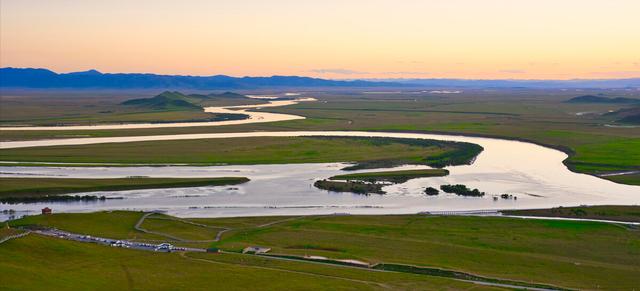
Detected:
[0,230,31,245]
[419,210,501,216]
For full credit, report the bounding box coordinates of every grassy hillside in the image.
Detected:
[0,234,495,290]
[121,91,253,111]
[605,106,640,124]
[121,91,203,110]
[565,95,640,104]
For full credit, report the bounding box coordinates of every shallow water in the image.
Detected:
[2,131,639,221]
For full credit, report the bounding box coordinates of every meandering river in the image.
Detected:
[0,97,316,131]
[2,131,639,220]
[1,97,639,221]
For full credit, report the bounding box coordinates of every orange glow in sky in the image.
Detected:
[1,0,639,79]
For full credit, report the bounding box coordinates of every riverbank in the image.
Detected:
[1,131,638,219]
[2,89,639,187]
[502,205,640,223]
[0,177,250,199]
[0,136,481,168]
[367,129,640,186]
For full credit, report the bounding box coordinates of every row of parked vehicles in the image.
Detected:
[37,229,185,252]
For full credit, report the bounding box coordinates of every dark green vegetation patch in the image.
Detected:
[314,180,385,194]
[440,184,486,197]
[0,195,108,204]
[565,95,640,104]
[317,169,449,194]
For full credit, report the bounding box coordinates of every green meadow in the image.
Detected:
[504,205,640,222]
[0,234,503,290]
[329,169,449,183]
[0,177,249,198]
[0,136,477,167]
[2,90,637,184]
[6,210,640,290]
[0,90,261,126]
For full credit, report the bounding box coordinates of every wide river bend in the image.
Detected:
[1,131,639,220]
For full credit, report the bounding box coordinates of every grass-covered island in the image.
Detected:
[314,180,386,194]
[330,169,449,183]
[424,187,440,195]
[0,177,250,203]
[503,205,640,223]
[424,184,487,197]
[440,184,485,197]
[0,136,483,169]
[316,169,449,194]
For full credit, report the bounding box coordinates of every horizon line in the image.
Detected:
[3,66,640,82]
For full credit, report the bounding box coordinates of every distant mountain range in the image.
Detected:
[0,67,394,89]
[1,67,639,89]
[370,78,640,89]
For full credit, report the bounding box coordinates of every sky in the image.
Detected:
[1,0,639,79]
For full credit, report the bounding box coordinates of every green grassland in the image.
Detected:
[208,215,640,290]
[0,227,24,239]
[266,93,640,179]
[503,205,640,222]
[7,210,640,290]
[607,173,640,185]
[0,136,477,167]
[11,211,166,240]
[0,177,249,198]
[141,214,226,241]
[330,169,449,183]
[0,89,260,126]
[0,235,501,291]
[1,89,638,185]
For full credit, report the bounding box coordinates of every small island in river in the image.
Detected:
[315,169,449,195]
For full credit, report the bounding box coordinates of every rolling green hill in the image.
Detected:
[121,91,251,111]
[605,106,640,124]
[121,91,202,110]
[565,95,640,104]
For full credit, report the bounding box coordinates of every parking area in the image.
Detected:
[33,228,205,253]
